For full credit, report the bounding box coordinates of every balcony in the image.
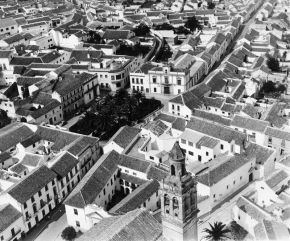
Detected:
[8,230,21,241]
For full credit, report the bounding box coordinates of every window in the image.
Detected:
[76,221,80,227]
[24,202,27,209]
[268,137,272,143]
[189,151,193,156]
[233,180,235,184]
[111,179,113,185]
[221,144,224,150]
[154,88,157,92]
[103,189,106,195]
[150,156,154,160]
[227,185,229,189]
[31,196,35,203]
[240,176,242,180]
[189,141,193,146]
[164,76,168,84]
[177,79,181,85]
[132,78,135,83]
[206,152,209,156]
[38,190,42,197]
[45,185,48,191]
[172,104,174,110]
[177,106,180,111]
[52,180,55,186]
[152,77,157,83]
[181,139,186,144]
[178,89,181,94]
[74,209,78,215]
[198,155,202,162]
[213,194,215,198]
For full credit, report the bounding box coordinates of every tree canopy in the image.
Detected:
[185,16,202,32]
[207,1,215,9]
[0,109,11,129]
[133,23,151,36]
[61,226,77,241]
[267,56,280,72]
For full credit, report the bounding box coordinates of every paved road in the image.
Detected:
[23,205,65,241]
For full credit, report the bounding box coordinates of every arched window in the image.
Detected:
[171,165,175,176]
[173,197,179,213]
[164,194,170,207]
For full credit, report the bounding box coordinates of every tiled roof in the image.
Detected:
[70,50,103,62]
[265,127,290,142]
[10,57,43,66]
[103,30,132,40]
[119,154,151,173]
[35,126,80,151]
[0,124,34,152]
[187,116,246,146]
[242,104,258,118]
[196,136,219,149]
[7,166,57,204]
[108,126,140,149]
[232,83,245,100]
[265,103,288,128]
[204,96,224,108]
[0,50,12,58]
[0,152,11,164]
[65,151,120,208]
[172,117,186,131]
[192,109,231,126]
[266,170,288,188]
[67,136,98,156]
[198,154,250,186]
[109,179,159,215]
[0,18,17,28]
[206,71,227,92]
[50,152,79,178]
[17,77,44,86]
[20,134,41,148]
[231,115,269,133]
[21,153,43,167]
[0,204,21,233]
[119,173,146,186]
[9,163,28,174]
[236,196,271,221]
[144,120,168,137]
[146,165,168,181]
[77,209,162,241]
[155,113,176,123]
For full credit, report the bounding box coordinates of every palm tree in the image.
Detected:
[202,222,231,241]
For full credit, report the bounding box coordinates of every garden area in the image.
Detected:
[69,89,162,140]
[116,43,151,57]
[258,80,287,99]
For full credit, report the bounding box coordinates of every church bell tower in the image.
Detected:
[160,142,199,241]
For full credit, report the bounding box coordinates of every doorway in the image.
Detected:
[249,173,253,182]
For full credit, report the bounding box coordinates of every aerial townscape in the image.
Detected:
[1,0,290,241]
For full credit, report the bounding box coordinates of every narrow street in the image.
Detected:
[198,183,255,239]
[22,205,66,241]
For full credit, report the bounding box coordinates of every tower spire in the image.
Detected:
[161,142,199,241]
